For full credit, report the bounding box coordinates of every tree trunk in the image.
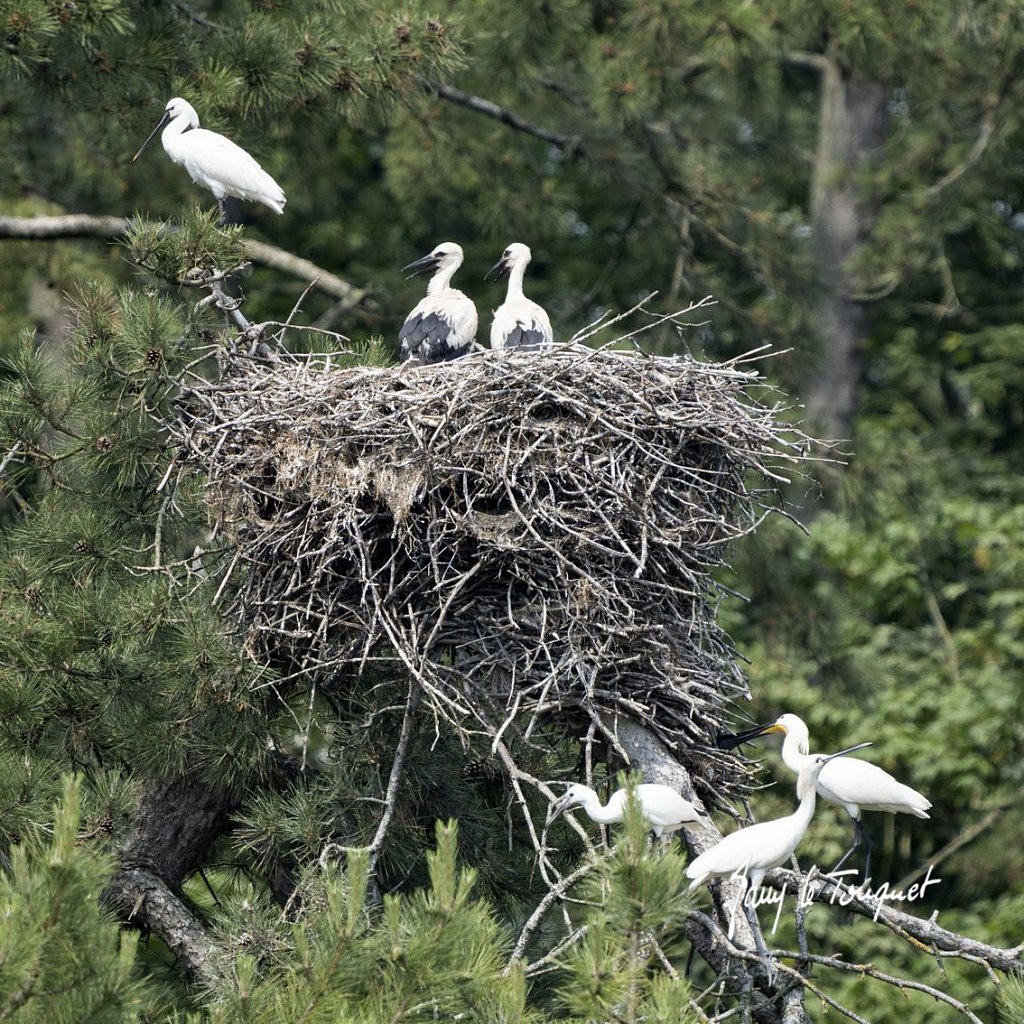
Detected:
[614,718,810,1024]
[102,775,241,983]
[804,60,888,442]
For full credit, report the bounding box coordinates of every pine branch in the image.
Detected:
[0,215,366,308]
[103,867,221,984]
[419,80,578,150]
[766,867,1023,974]
[102,774,242,982]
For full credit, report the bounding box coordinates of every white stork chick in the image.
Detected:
[687,742,870,965]
[548,782,707,838]
[134,97,286,220]
[399,242,477,365]
[486,242,553,352]
[719,713,931,876]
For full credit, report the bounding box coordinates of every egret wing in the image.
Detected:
[818,759,931,817]
[181,129,286,210]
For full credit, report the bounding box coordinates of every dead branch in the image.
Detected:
[767,868,1023,975]
[0,215,365,305]
[368,683,421,877]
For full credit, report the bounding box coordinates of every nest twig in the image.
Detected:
[167,339,813,805]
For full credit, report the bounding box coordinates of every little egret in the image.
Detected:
[718,713,931,876]
[134,97,286,219]
[548,782,706,838]
[485,242,553,352]
[686,741,871,971]
[399,242,477,365]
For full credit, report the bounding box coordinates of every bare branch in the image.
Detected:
[783,51,831,73]
[0,215,365,306]
[243,239,366,310]
[924,89,1000,201]
[368,683,421,877]
[419,80,578,150]
[162,0,220,30]
[767,868,1023,974]
[508,860,595,966]
[895,804,1007,892]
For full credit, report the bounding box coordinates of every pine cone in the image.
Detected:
[145,347,162,369]
[95,435,113,453]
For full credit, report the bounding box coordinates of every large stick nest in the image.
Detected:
[171,343,809,803]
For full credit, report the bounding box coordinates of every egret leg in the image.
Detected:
[216,196,228,226]
[861,821,874,881]
[743,896,775,983]
[831,819,863,876]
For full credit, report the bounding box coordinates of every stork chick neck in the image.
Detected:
[427,263,461,296]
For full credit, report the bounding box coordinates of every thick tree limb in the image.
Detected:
[242,239,365,308]
[0,215,365,308]
[420,80,577,150]
[103,867,221,984]
[102,774,241,982]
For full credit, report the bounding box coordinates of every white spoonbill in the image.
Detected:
[686,741,871,971]
[486,242,553,352]
[548,782,706,838]
[718,713,931,876]
[399,242,477,365]
[134,97,286,219]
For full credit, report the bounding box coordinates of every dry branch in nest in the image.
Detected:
[167,337,812,806]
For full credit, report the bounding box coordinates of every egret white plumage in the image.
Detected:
[718,713,931,876]
[486,242,553,352]
[134,97,286,220]
[548,782,706,838]
[399,242,477,365]
[686,741,871,969]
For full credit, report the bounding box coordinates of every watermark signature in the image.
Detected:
[728,865,942,936]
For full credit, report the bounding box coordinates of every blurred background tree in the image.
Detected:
[1,0,1022,1020]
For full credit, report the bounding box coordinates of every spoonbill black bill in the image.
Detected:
[717,713,930,877]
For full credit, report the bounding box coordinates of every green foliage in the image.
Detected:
[0,775,152,1022]
[1001,974,1024,1024]
[202,821,537,1024]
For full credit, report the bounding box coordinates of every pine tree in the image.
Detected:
[2,0,1023,1021]
[0,776,152,1022]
